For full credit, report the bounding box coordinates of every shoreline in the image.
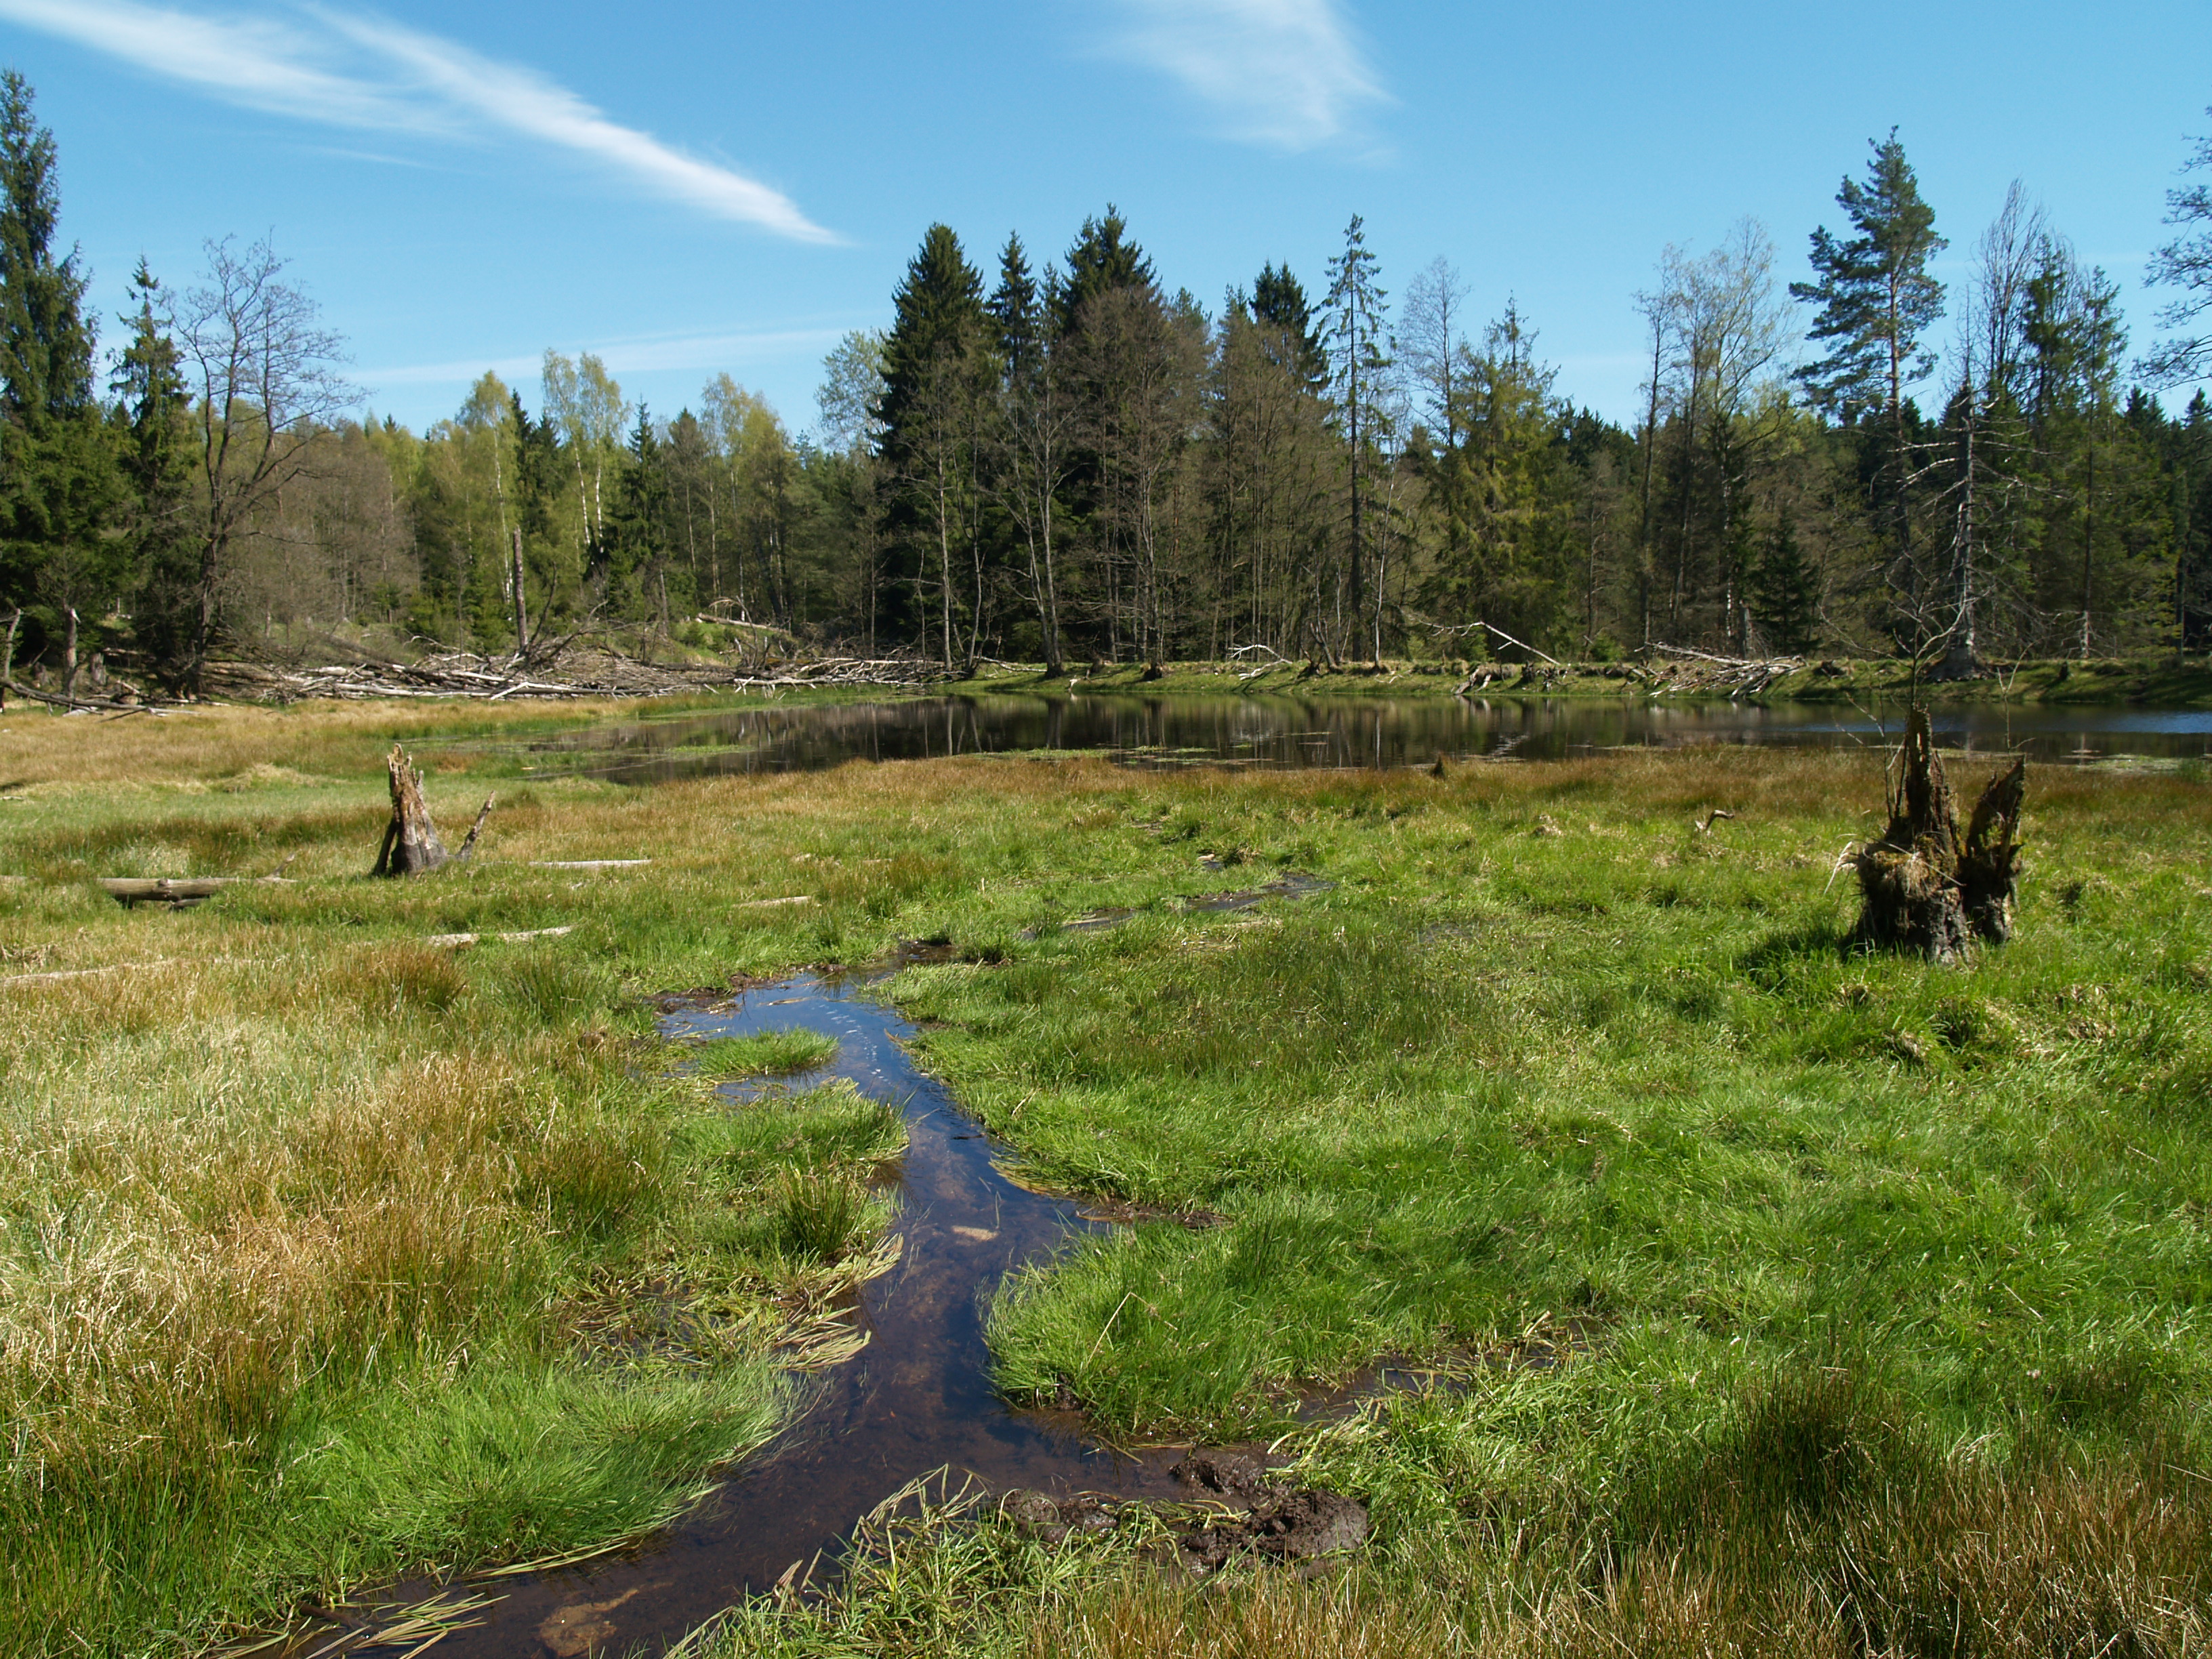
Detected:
[941,655,2212,708]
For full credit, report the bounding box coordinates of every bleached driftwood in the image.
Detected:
[424,925,575,949]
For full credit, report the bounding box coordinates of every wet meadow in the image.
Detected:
[0,697,2207,1656]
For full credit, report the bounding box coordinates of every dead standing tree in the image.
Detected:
[1851,706,2026,962]
[372,744,491,876]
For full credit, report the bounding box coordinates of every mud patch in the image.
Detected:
[1000,1450,1369,1581]
[1069,1195,1228,1231]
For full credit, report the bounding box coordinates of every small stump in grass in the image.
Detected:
[372,743,491,877]
[1851,707,2026,964]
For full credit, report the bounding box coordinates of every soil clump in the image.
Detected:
[1000,1450,1370,1580]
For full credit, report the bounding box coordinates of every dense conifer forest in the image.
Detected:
[5,69,2211,691]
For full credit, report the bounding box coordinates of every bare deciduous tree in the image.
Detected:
[174,236,355,687]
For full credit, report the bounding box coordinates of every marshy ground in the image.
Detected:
[0,698,2207,1656]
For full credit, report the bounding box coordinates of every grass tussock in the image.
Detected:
[687,1029,840,1077]
[0,697,2205,1654]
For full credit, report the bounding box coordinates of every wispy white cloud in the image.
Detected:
[1109,0,1386,150]
[0,0,836,242]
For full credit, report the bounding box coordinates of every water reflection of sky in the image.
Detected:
[441,694,2212,783]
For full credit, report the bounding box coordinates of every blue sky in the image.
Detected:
[3,0,2207,438]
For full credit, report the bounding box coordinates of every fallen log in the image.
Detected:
[3,677,157,714]
[99,857,298,907]
[1850,708,2027,963]
[0,955,255,985]
[424,924,575,948]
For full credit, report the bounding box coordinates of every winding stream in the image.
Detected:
[417,968,1191,1658]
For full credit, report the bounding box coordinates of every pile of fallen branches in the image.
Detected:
[1643,646,1805,697]
[200,640,955,703]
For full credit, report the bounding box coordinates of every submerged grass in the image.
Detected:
[0,697,2206,1654]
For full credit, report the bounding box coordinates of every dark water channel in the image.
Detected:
[483,692,2212,783]
[411,968,1194,1659]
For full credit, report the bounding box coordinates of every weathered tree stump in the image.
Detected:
[1961,754,2027,943]
[372,744,492,877]
[1851,708,2026,963]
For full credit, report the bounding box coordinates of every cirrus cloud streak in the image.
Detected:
[1109,0,1387,150]
[0,0,836,242]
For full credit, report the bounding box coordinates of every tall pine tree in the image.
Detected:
[0,69,117,696]
[878,225,990,659]
[1791,131,1945,645]
[1324,216,1389,661]
[110,260,193,678]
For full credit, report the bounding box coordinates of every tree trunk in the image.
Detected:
[1851,708,2027,962]
[1940,403,1978,680]
[373,744,453,876]
[1852,708,1967,962]
[512,526,530,656]
[2079,426,2095,659]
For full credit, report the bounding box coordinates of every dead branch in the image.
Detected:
[456,796,495,861]
[1478,621,1561,668]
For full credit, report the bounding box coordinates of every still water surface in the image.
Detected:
[487,693,2212,783]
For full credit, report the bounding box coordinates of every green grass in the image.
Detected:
[0,699,2207,1655]
[685,1029,840,1077]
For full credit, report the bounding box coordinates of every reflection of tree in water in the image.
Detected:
[503,695,2211,783]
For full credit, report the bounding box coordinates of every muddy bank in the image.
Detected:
[1002,1450,1369,1581]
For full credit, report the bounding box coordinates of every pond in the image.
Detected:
[481,692,2212,783]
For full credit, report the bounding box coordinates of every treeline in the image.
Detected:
[5,68,2211,696]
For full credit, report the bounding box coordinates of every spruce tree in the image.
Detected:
[607,405,670,623]
[0,70,92,426]
[1055,207,1153,334]
[879,224,987,446]
[1252,261,1327,392]
[110,260,193,675]
[0,69,118,695]
[1324,215,1389,661]
[878,224,989,660]
[1750,508,1822,655]
[988,232,1040,374]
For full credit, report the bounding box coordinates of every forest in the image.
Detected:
[4,67,2211,694]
